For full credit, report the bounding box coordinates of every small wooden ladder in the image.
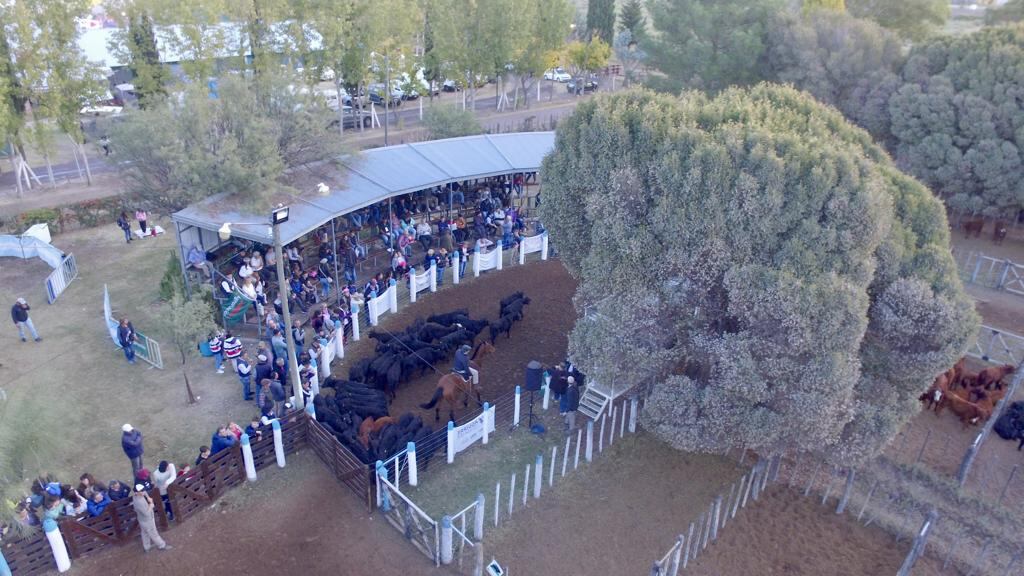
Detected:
[577,386,610,421]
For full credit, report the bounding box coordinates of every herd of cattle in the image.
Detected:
[919,358,1015,426]
[311,292,531,465]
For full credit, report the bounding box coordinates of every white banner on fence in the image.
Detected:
[473,243,502,277]
[409,263,436,303]
[368,284,399,325]
[518,233,548,265]
[452,406,496,455]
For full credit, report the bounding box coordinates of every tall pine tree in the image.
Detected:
[618,0,646,39]
[127,11,168,108]
[587,0,615,45]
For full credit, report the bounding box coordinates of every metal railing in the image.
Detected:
[45,253,78,303]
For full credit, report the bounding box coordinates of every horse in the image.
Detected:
[977,364,1015,390]
[963,218,984,238]
[419,341,496,422]
[358,416,396,448]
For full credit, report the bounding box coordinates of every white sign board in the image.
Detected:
[453,406,496,454]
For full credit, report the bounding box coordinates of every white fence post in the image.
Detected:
[440,516,454,565]
[519,240,526,265]
[474,493,485,541]
[482,402,491,444]
[585,420,594,462]
[388,284,398,314]
[598,414,606,453]
[368,294,379,326]
[508,472,516,516]
[513,386,521,427]
[562,436,570,477]
[272,419,285,468]
[542,381,550,410]
[241,433,258,481]
[541,234,549,260]
[43,519,71,573]
[494,481,501,527]
[609,405,617,446]
[669,535,684,576]
[496,242,503,270]
[711,495,722,541]
[534,453,543,499]
[350,302,361,340]
[629,397,638,433]
[408,442,419,487]
[429,262,437,292]
[409,268,418,303]
[446,421,455,464]
[473,249,481,277]
[549,445,557,486]
[522,464,530,507]
[452,252,461,285]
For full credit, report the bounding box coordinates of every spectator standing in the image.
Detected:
[237,352,253,401]
[135,209,148,234]
[257,379,275,418]
[131,486,170,552]
[10,298,41,342]
[270,375,287,416]
[100,135,112,156]
[560,377,580,432]
[118,318,137,364]
[292,320,306,360]
[152,460,176,521]
[208,331,224,374]
[270,329,287,363]
[222,331,242,372]
[121,424,144,476]
[117,212,132,244]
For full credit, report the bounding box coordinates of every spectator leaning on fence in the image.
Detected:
[118,318,137,364]
[152,460,176,521]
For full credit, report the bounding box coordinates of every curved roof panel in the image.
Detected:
[172,131,555,245]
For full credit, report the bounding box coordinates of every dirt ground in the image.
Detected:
[343,257,578,426]
[70,452,450,576]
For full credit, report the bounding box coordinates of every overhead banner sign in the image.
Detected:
[453,406,496,455]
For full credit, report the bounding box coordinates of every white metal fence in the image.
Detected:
[45,253,78,303]
[968,325,1024,365]
[953,249,1024,297]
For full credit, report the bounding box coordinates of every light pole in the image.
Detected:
[218,205,304,410]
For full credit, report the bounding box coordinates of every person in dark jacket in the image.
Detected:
[11,297,40,342]
[107,480,131,501]
[560,377,580,432]
[117,318,137,364]
[121,424,144,476]
[210,426,237,454]
[117,212,132,244]
[270,376,287,416]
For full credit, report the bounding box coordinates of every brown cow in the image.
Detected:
[976,364,1015,390]
[950,357,967,389]
[963,218,984,238]
[941,394,991,427]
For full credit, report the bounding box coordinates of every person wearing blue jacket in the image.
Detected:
[210,426,237,454]
[87,491,112,517]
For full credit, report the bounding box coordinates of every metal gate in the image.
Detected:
[45,253,78,303]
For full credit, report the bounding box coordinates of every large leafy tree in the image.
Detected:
[539,86,976,465]
[0,0,105,195]
[110,70,342,215]
[107,0,171,109]
[847,0,949,41]
[587,0,615,45]
[987,0,1024,25]
[645,0,784,94]
[888,25,1024,217]
[761,10,903,143]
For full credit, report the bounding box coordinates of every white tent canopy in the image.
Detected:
[172,132,555,246]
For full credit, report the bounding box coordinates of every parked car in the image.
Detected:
[544,67,571,82]
[567,75,599,94]
[328,106,372,130]
[368,83,402,107]
[442,79,460,92]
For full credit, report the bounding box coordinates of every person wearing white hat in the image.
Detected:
[10,297,40,342]
[121,424,145,476]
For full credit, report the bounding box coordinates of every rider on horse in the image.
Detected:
[453,344,479,385]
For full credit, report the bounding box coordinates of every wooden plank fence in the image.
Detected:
[2,408,380,576]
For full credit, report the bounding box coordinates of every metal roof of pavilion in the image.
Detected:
[172,132,555,245]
